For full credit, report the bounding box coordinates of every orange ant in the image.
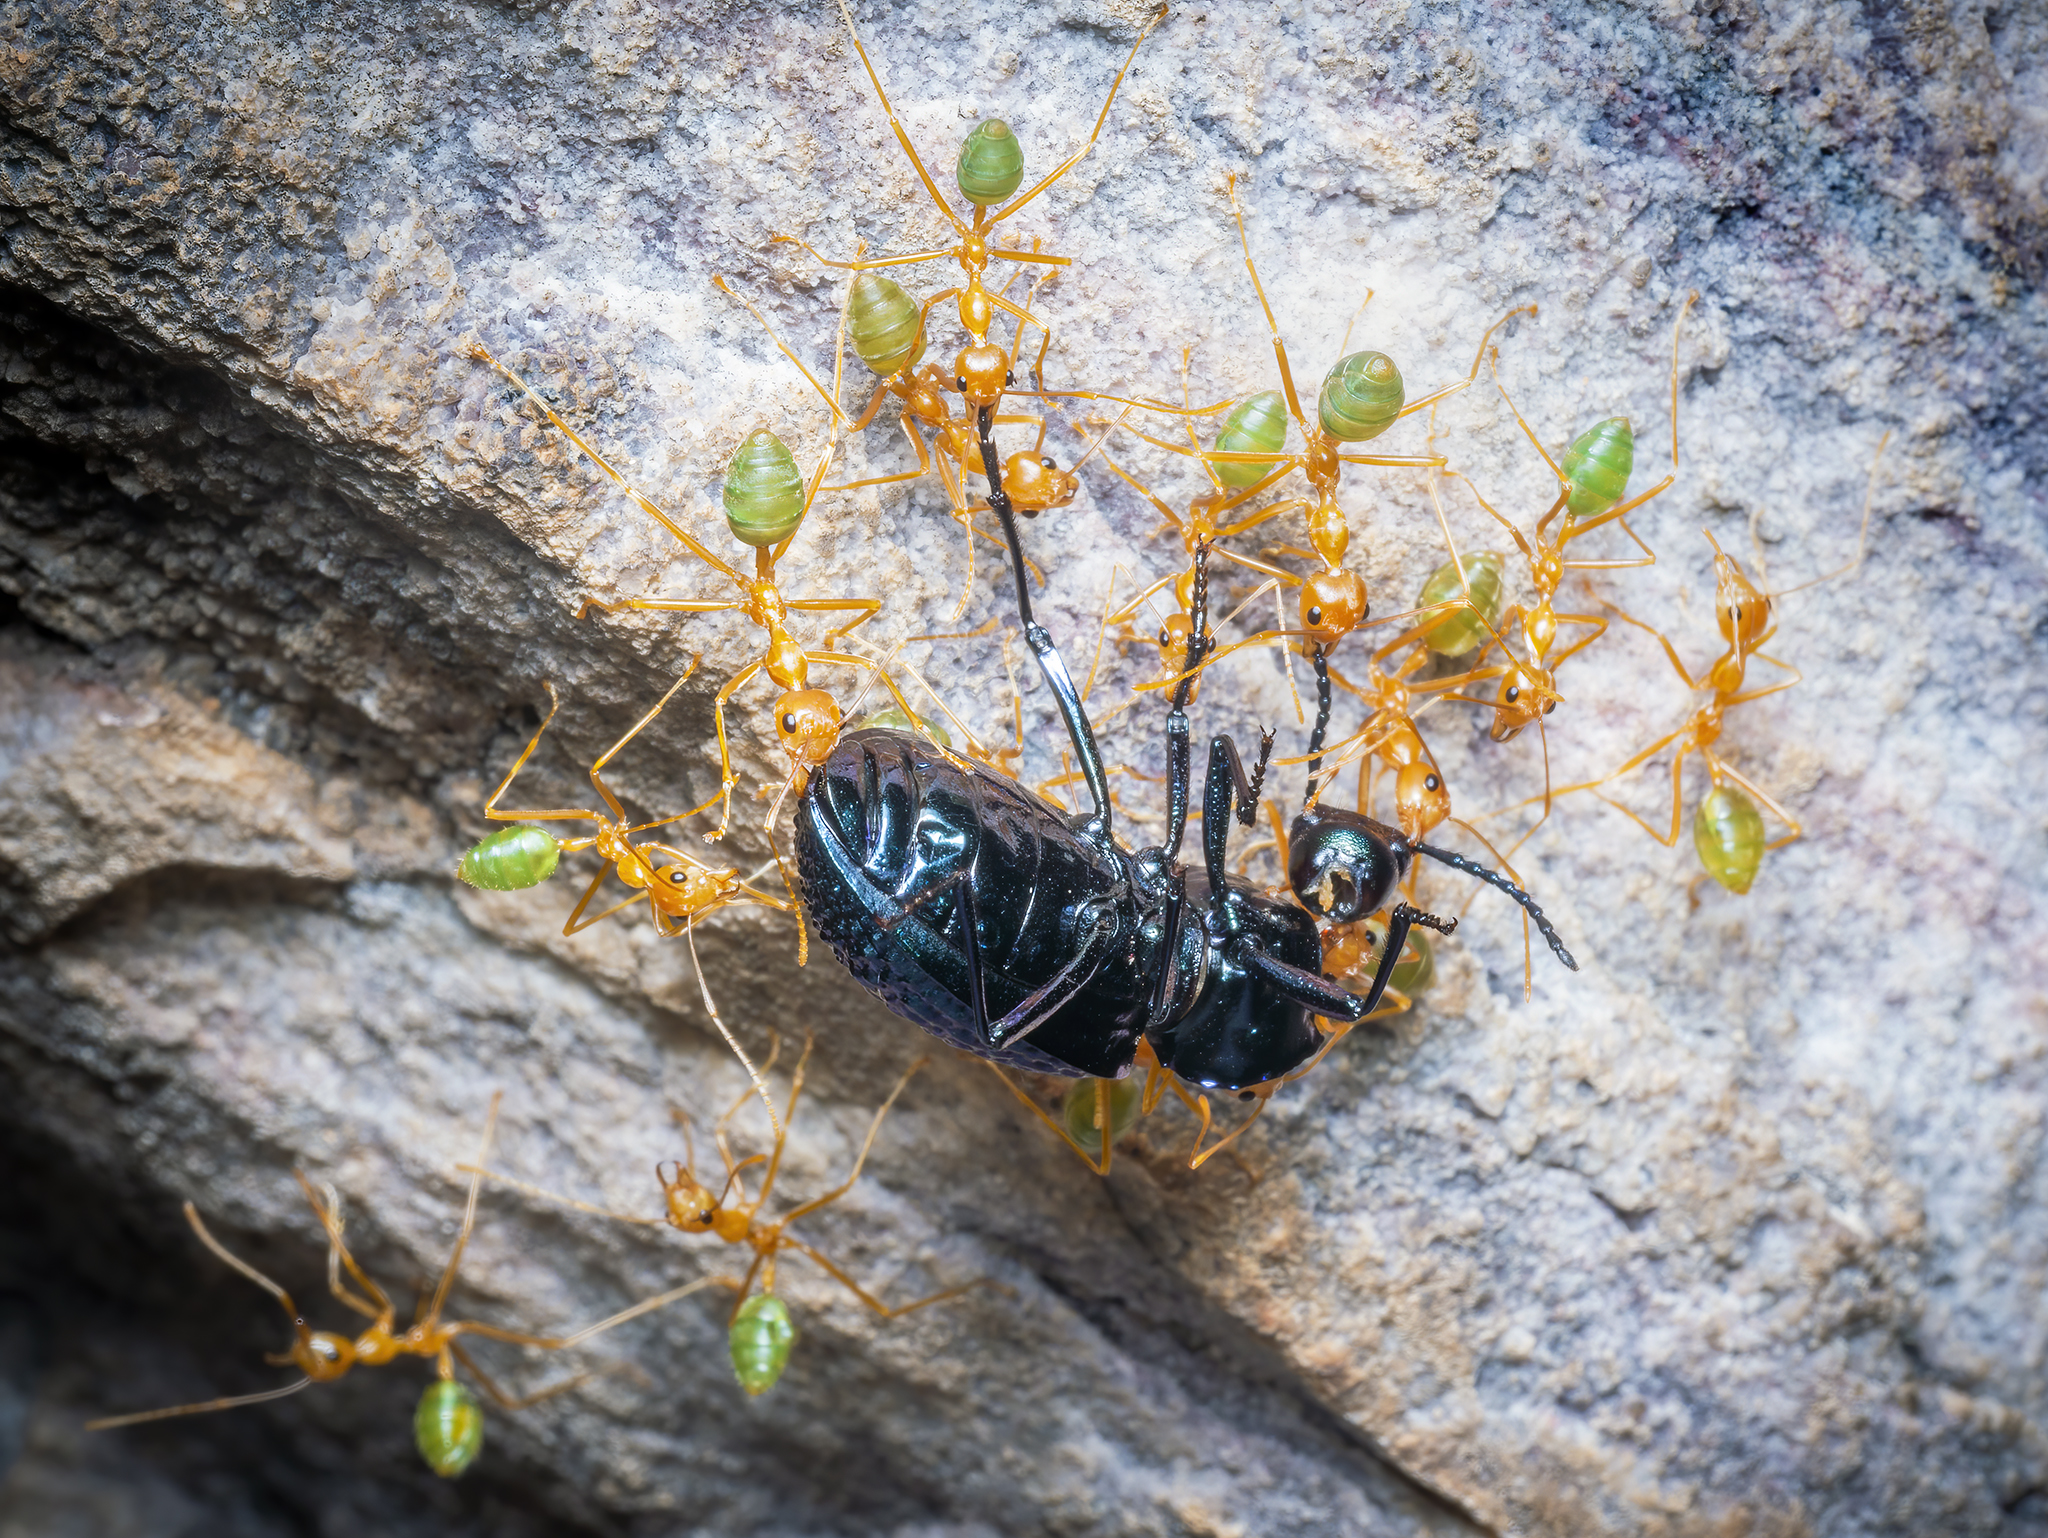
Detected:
[1427,292,1699,753]
[714,265,1056,618]
[470,1033,994,1390]
[1531,439,1885,892]
[88,1096,729,1467]
[1118,182,1531,665]
[775,0,1167,416]
[471,314,924,840]
[473,675,796,941]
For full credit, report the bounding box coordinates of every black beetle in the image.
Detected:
[792,409,1575,1161]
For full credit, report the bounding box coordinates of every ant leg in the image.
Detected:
[992,4,1168,223]
[823,0,968,231]
[444,1342,591,1413]
[1183,1089,1271,1172]
[456,1165,667,1227]
[781,1236,997,1319]
[1487,344,1565,480]
[447,1274,739,1358]
[711,276,850,428]
[418,1094,504,1333]
[561,868,649,936]
[1225,175,1309,429]
[705,662,767,840]
[750,1031,816,1211]
[1594,743,1694,849]
[827,414,935,494]
[469,345,743,581]
[775,1055,931,1228]
[683,923,782,1145]
[769,232,959,273]
[294,1175,391,1324]
[1711,758,1805,850]
[484,681,601,825]
[177,1202,313,1342]
[785,598,884,651]
[588,665,701,823]
[980,1065,1117,1176]
[1396,303,1541,422]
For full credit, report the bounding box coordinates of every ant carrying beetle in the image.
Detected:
[790,401,1579,1167]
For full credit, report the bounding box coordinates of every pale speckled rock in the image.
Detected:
[0,0,2045,1535]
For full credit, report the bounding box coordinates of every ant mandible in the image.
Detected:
[89,1096,729,1476]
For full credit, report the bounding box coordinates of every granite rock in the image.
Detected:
[1,0,2044,1534]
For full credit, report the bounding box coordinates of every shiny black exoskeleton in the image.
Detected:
[794,407,1575,1097]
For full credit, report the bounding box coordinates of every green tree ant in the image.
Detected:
[470,1033,995,1397]
[88,1096,731,1477]
[470,311,926,841]
[775,0,1168,417]
[1540,439,1886,892]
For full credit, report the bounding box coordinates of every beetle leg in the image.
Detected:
[981,902,1120,1052]
[1201,730,1276,895]
[1146,865,1189,1029]
[1241,940,1375,1022]
[978,406,1115,849]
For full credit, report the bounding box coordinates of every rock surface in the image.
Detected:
[2,0,2045,1534]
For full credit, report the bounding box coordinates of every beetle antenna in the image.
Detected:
[1411,841,1578,970]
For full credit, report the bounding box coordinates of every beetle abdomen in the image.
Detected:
[795,729,1147,1078]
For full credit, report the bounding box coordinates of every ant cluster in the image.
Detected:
[94,0,1884,1477]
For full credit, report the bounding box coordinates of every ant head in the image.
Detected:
[774,689,842,769]
[288,1328,358,1383]
[655,1158,722,1234]
[1286,804,1408,922]
[1299,569,1369,647]
[1488,661,1559,742]
[1703,529,1772,651]
[1155,611,1196,682]
[1003,450,1077,513]
[1392,762,1451,840]
[954,342,1009,407]
[649,862,729,921]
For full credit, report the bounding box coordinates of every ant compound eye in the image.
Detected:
[1005,369,1015,386]
[1544,700,1557,714]
[781,713,798,732]
[956,376,968,392]
[1239,1089,1257,1102]
[1426,774,1441,791]
[1307,606,1323,625]
[1041,456,1057,470]
[1158,627,1173,648]
[1504,686,1520,703]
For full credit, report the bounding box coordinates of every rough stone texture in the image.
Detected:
[0,0,2044,1533]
